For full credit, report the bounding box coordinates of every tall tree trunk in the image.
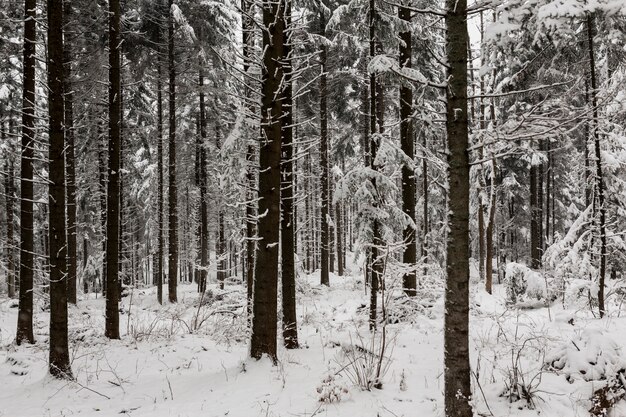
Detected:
[537,143,544,258]
[444,0,472,413]
[281,0,298,349]
[168,0,178,303]
[82,199,89,293]
[335,172,344,276]
[305,153,312,273]
[399,0,416,296]
[16,0,36,345]
[485,157,496,294]
[4,121,15,298]
[319,9,330,287]
[216,120,226,290]
[99,119,107,295]
[156,58,164,303]
[63,0,77,304]
[530,146,540,269]
[218,210,226,289]
[199,68,209,294]
[478,193,485,282]
[422,134,429,268]
[250,0,284,361]
[545,140,551,245]
[48,0,72,378]
[587,13,606,318]
[368,0,384,330]
[105,0,121,339]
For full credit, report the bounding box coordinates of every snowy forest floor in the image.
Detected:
[1,261,626,417]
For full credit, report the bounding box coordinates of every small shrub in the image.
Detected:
[317,374,349,403]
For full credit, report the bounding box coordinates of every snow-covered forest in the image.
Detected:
[1,0,626,416]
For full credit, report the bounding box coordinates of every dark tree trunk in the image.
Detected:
[64,0,77,304]
[530,150,540,269]
[443,0,473,414]
[368,0,386,330]
[545,140,551,245]
[281,0,298,349]
[319,9,330,287]
[537,143,544,258]
[82,199,89,293]
[157,58,164,303]
[99,119,107,296]
[587,13,606,318]
[168,0,178,303]
[198,69,208,294]
[485,158,496,294]
[105,0,121,339]
[304,153,312,273]
[16,0,36,345]
[215,121,226,290]
[478,193,485,282]
[218,212,226,289]
[48,0,72,378]
[399,0,416,296]
[250,0,284,361]
[422,134,429,267]
[335,180,344,276]
[4,123,15,298]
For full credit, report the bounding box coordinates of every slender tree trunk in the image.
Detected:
[538,143,544,258]
[281,0,298,349]
[587,13,606,318]
[485,157,496,294]
[48,0,72,378]
[63,0,77,304]
[156,59,164,303]
[335,183,344,276]
[199,69,209,294]
[530,146,540,269]
[250,0,284,362]
[105,0,121,339]
[368,0,385,330]
[444,0,472,413]
[319,9,330,287]
[305,153,312,273]
[16,0,36,345]
[4,121,15,298]
[218,211,226,289]
[422,134,429,271]
[399,0,416,296]
[545,141,551,245]
[98,119,107,296]
[82,199,89,293]
[215,120,226,290]
[168,0,178,303]
[478,193,485,282]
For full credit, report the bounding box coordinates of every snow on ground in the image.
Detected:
[1,263,626,417]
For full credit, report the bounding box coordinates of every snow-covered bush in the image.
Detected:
[505,262,552,305]
[545,328,626,383]
[316,374,349,403]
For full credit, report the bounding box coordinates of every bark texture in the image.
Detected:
[48,0,72,378]
[444,0,473,414]
[16,0,37,345]
[250,0,284,361]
